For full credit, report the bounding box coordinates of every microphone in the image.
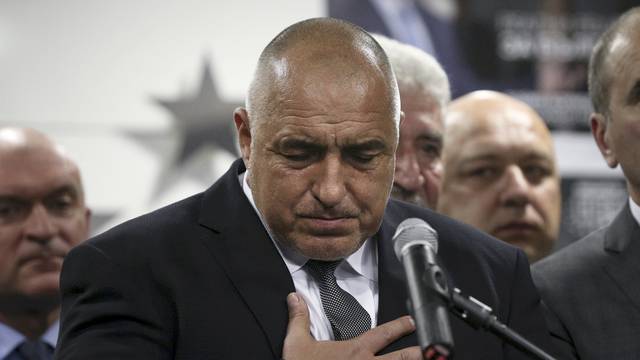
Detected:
[393,218,454,360]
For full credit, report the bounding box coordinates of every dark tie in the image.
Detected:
[305,260,372,340]
[13,340,53,360]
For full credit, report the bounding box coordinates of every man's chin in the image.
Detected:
[290,236,365,261]
[497,236,549,263]
[0,291,60,314]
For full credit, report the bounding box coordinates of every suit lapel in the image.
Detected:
[198,159,295,358]
[603,203,640,314]
[195,165,422,355]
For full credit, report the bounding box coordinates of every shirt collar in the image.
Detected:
[0,322,23,359]
[0,320,58,358]
[629,197,640,227]
[239,170,377,281]
[42,319,58,348]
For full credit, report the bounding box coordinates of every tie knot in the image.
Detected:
[305,260,341,281]
[16,339,53,360]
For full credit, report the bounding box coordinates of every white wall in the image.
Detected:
[0,0,324,232]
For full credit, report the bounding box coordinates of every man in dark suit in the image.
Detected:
[0,127,90,360]
[55,18,551,359]
[532,7,640,359]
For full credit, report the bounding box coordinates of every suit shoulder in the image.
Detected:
[532,226,607,291]
[85,192,206,253]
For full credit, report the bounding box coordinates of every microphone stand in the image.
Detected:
[446,288,557,360]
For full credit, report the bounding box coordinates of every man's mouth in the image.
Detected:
[21,255,62,272]
[493,221,541,237]
[299,215,357,235]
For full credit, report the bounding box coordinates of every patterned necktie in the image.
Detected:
[14,340,53,360]
[305,259,372,340]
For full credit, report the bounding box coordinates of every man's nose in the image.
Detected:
[394,152,424,191]
[499,166,531,207]
[311,154,348,208]
[23,203,56,245]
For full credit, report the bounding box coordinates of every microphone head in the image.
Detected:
[392,218,439,260]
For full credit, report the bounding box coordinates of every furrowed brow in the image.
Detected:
[343,139,387,152]
[279,138,325,152]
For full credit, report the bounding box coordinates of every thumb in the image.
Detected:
[285,292,311,338]
[283,293,313,359]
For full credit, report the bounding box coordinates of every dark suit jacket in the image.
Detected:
[56,159,551,359]
[532,203,640,360]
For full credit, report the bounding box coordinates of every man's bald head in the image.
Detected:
[445,91,553,144]
[438,91,561,262]
[0,127,61,156]
[246,18,400,132]
[0,127,85,201]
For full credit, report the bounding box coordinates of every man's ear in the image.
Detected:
[234,107,252,166]
[591,112,618,168]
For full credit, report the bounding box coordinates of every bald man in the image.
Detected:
[56,19,551,359]
[0,128,90,359]
[437,91,561,263]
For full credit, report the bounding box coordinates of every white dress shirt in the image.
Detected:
[240,171,379,340]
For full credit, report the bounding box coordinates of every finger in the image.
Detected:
[359,315,416,352]
[285,292,312,340]
[376,346,423,360]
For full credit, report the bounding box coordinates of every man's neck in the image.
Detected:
[0,308,59,340]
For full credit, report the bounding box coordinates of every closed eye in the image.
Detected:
[278,138,325,164]
[343,140,387,166]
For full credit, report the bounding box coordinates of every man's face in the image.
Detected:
[392,93,443,209]
[240,59,398,261]
[438,110,561,262]
[0,147,89,302]
[599,29,640,199]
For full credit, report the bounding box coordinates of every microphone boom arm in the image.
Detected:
[446,288,557,360]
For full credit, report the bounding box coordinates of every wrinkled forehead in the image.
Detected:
[266,54,397,121]
[290,67,389,107]
[277,43,392,90]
